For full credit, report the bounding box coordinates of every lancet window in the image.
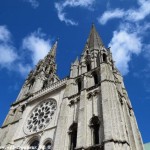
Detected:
[69,123,78,150]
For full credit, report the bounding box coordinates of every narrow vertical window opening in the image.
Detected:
[69,123,77,150]
[29,78,35,90]
[21,105,26,113]
[77,79,82,93]
[103,53,107,62]
[43,80,48,89]
[87,63,91,72]
[92,72,99,85]
[90,116,100,145]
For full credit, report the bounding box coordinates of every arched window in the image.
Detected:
[90,116,100,145]
[76,78,82,93]
[29,78,35,90]
[86,62,91,72]
[92,72,99,85]
[103,53,107,62]
[13,109,16,114]
[44,141,52,150]
[45,66,48,71]
[29,140,39,150]
[21,105,26,113]
[43,80,48,89]
[69,123,77,150]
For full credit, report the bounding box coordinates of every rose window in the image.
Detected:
[26,100,57,133]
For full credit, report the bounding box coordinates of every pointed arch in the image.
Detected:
[89,115,100,145]
[44,139,52,150]
[27,136,40,150]
[68,122,78,150]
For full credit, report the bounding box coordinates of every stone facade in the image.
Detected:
[0,25,144,150]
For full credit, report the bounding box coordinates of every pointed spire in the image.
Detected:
[49,39,58,59]
[86,24,104,50]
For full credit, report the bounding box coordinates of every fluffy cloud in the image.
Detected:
[17,63,32,77]
[55,0,95,25]
[0,26,52,77]
[0,45,17,66]
[0,26,11,43]
[24,0,39,8]
[0,26,18,67]
[126,0,150,22]
[22,29,51,65]
[98,0,150,25]
[98,9,124,25]
[109,28,142,75]
[55,3,78,26]
[98,0,150,75]
[62,0,95,7]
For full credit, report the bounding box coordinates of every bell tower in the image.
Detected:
[53,24,144,150]
[16,40,59,101]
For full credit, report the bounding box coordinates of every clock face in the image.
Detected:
[25,99,57,133]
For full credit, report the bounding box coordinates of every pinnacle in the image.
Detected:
[49,40,58,59]
[74,57,79,65]
[86,24,104,50]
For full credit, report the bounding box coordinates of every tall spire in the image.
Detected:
[48,39,58,59]
[17,40,60,101]
[86,24,104,50]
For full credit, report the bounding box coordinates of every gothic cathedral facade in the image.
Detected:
[0,25,144,150]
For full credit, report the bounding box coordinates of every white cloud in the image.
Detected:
[63,0,95,8]
[17,63,32,77]
[0,26,11,43]
[98,0,150,25]
[109,28,142,75]
[55,0,95,25]
[98,9,124,25]
[22,29,51,65]
[55,3,78,26]
[0,26,18,68]
[97,0,150,75]
[24,0,39,8]
[126,0,150,22]
[0,45,18,67]
[0,26,53,77]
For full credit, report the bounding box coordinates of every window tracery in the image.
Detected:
[25,99,57,133]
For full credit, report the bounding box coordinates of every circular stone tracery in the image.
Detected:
[26,100,57,133]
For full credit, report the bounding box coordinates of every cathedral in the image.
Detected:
[0,24,144,150]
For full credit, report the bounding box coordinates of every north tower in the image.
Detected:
[0,25,144,150]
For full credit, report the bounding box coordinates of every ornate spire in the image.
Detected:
[47,39,58,60]
[86,24,104,50]
[21,40,59,98]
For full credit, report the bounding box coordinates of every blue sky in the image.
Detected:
[0,0,150,143]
